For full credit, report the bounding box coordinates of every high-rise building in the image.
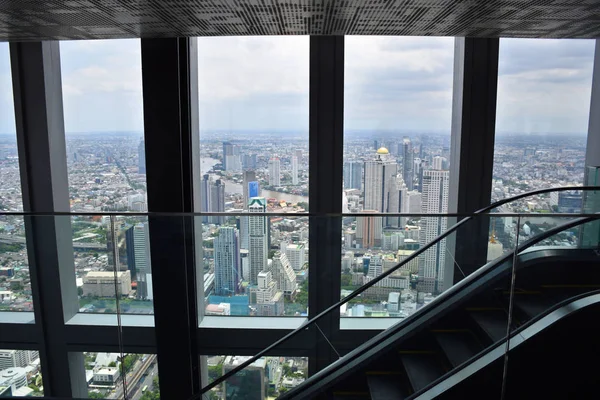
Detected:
[291,156,299,185]
[356,211,383,249]
[343,161,363,190]
[363,147,398,218]
[268,158,281,186]
[419,170,450,294]
[402,138,414,191]
[284,243,305,270]
[387,174,408,228]
[222,356,266,400]
[214,227,241,296]
[243,170,258,209]
[222,142,234,170]
[0,350,39,371]
[200,174,226,225]
[432,156,446,171]
[367,255,383,278]
[268,252,298,298]
[251,271,284,316]
[126,222,152,300]
[138,140,146,174]
[248,197,268,285]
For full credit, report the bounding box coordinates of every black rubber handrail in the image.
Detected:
[196,186,599,397]
[279,214,600,400]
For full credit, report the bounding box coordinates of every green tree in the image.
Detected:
[88,392,105,399]
[77,287,84,296]
[108,361,117,367]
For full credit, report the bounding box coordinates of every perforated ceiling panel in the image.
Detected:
[0,0,598,41]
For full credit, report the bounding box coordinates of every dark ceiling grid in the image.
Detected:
[0,0,598,41]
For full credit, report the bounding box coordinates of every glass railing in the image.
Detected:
[196,186,600,399]
[0,186,597,399]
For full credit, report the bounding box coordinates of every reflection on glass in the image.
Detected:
[0,349,42,397]
[197,37,309,214]
[74,215,154,315]
[60,39,146,213]
[204,355,308,399]
[81,352,158,399]
[200,215,308,317]
[493,38,594,205]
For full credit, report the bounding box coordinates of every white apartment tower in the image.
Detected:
[363,147,398,220]
[248,197,268,285]
[291,156,299,185]
[419,170,450,294]
[268,158,281,187]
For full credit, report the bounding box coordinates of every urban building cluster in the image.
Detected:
[206,355,308,399]
[0,349,41,397]
[0,132,588,322]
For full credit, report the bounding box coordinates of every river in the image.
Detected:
[201,158,309,204]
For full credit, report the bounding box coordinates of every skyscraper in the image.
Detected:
[241,171,260,250]
[419,170,450,294]
[222,142,233,170]
[268,251,298,299]
[138,140,146,174]
[386,174,408,228]
[200,174,225,225]
[363,147,398,217]
[355,210,383,249]
[248,197,268,285]
[402,138,414,191]
[343,161,363,190]
[268,158,281,186]
[126,223,152,300]
[291,156,299,185]
[214,227,241,296]
[243,170,257,209]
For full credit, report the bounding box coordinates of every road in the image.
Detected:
[108,355,156,399]
[130,362,158,400]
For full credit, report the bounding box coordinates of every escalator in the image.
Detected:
[308,248,600,400]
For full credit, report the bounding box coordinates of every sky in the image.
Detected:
[0,37,596,135]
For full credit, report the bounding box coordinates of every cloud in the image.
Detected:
[60,39,144,132]
[496,38,595,134]
[1,36,596,135]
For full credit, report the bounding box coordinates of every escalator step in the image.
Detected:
[400,353,445,394]
[367,375,406,400]
[434,331,483,367]
[512,296,556,320]
[469,310,508,343]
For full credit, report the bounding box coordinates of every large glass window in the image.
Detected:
[60,41,153,315]
[342,37,454,316]
[493,39,595,209]
[0,44,31,313]
[60,39,146,213]
[197,37,309,318]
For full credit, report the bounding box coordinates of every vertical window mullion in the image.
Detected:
[308,35,345,373]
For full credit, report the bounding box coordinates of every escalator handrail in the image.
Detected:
[197,185,599,396]
[279,213,600,399]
